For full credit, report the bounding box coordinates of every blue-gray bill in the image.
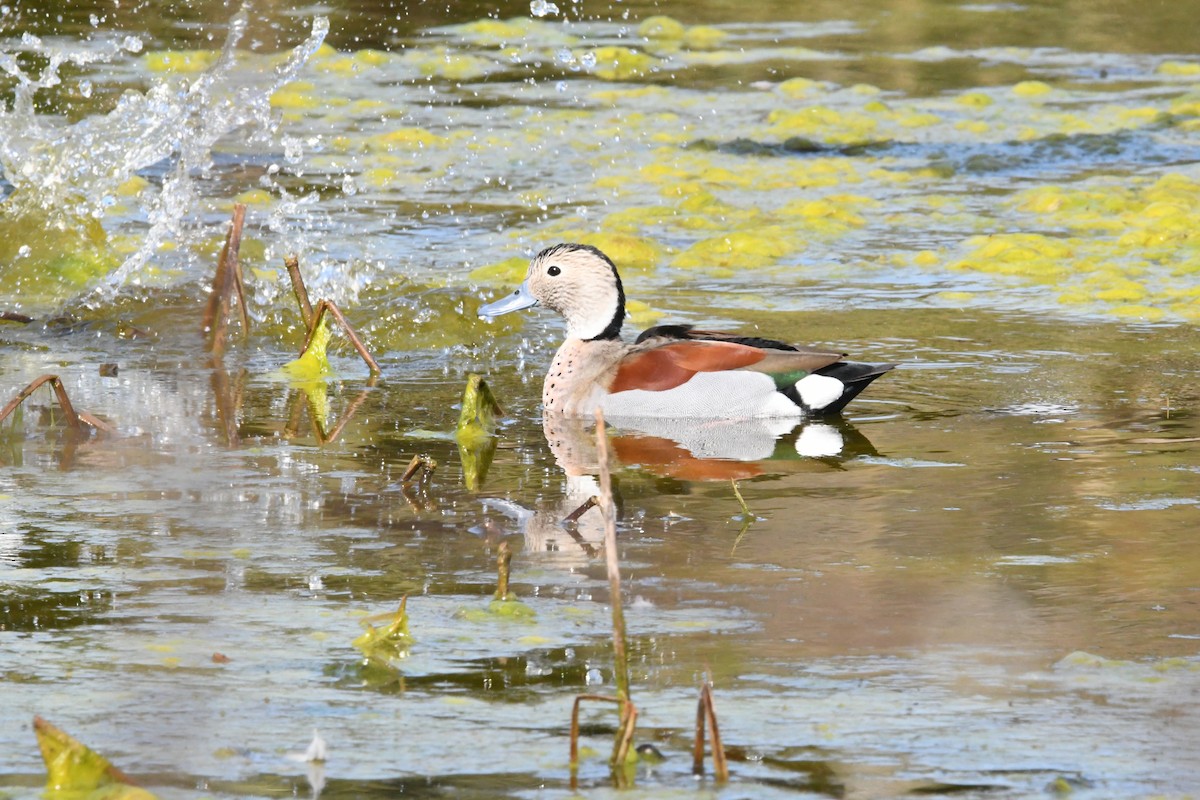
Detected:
[479,280,537,319]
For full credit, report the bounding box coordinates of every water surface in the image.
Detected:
[2,1,1200,797]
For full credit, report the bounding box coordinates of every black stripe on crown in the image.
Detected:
[537,242,625,341]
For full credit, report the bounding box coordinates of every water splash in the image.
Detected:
[0,7,329,309]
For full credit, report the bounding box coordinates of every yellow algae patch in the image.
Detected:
[1107,304,1166,321]
[588,46,657,81]
[936,291,974,303]
[368,127,446,151]
[914,250,941,267]
[955,120,990,134]
[949,233,1074,282]
[764,106,879,145]
[1157,60,1200,76]
[789,193,874,223]
[455,17,576,47]
[576,233,664,272]
[270,86,321,111]
[400,47,496,81]
[893,109,941,128]
[601,205,677,232]
[672,228,801,271]
[626,299,663,327]
[591,85,672,105]
[116,176,151,197]
[1091,277,1148,303]
[234,189,274,206]
[355,49,392,67]
[1012,80,1053,98]
[469,256,528,286]
[778,77,825,98]
[956,92,994,108]
[637,15,686,40]
[683,26,727,50]
[143,49,219,73]
[456,18,529,43]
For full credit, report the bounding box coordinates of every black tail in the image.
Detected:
[813,361,896,415]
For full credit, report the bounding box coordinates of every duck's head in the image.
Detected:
[478,243,625,340]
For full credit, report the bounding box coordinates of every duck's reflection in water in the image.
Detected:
[483,414,880,561]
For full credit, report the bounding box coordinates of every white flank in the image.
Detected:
[602,371,801,418]
[794,373,845,411]
[795,423,844,458]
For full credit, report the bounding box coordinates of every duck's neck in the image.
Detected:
[542,337,626,417]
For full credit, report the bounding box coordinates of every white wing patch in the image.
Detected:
[794,373,845,411]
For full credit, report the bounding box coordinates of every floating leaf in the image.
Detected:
[34,716,156,799]
[281,319,333,381]
[456,373,502,444]
[352,597,411,667]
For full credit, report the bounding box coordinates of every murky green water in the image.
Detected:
[3,1,1200,797]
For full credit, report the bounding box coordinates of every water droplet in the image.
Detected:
[341,174,358,195]
[529,0,560,17]
[79,80,92,98]
[89,13,99,27]
[17,245,31,258]
[121,35,143,53]
[585,667,604,685]
[283,136,304,164]
[555,47,573,66]
[556,80,568,92]
[580,52,597,69]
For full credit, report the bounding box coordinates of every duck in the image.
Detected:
[478,243,895,419]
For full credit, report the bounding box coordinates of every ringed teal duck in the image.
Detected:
[479,243,895,418]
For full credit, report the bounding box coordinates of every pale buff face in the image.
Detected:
[525,244,624,340]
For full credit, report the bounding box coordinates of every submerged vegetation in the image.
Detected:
[2,0,1200,797]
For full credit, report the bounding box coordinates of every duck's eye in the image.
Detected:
[547,265,561,276]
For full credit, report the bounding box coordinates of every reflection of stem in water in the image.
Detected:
[563,496,599,523]
[729,479,755,554]
[209,366,244,446]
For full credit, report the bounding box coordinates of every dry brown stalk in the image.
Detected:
[302,299,382,376]
[693,682,729,781]
[569,694,623,767]
[495,540,512,600]
[594,409,638,770]
[285,253,314,331]
[595,410,631,708]
[401,454,437,484]
[202,204,248,357]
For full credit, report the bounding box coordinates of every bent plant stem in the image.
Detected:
[401,454,437,484]
[303,299,382,377]
[0,375,112,434]
[693,682,729,781]
[203,203,248,358]
[569,694,622,770]
[595,409,635,769]
[731,479,752,519]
